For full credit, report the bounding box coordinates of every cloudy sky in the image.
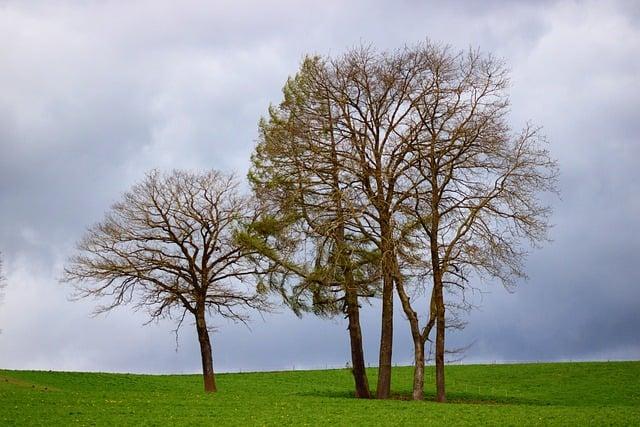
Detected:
[1,0,638,374]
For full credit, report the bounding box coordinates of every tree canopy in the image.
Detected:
[248,41,558,401]
[64,169,269,392]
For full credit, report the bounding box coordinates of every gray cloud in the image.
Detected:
[0,0,638,374]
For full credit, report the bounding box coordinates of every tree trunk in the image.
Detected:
[434,274,446,403]
[325,111,370,399]
[345,286,371,398]
[413,340,425,401]
[393,263,427,401]
[376,219,394,399]
[429,183,446,403]
[195,309,217,393]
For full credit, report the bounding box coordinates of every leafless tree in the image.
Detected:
[400,44,559,401]
[63,170,268,392]
[289,48,435,399]
[250,47,444,399]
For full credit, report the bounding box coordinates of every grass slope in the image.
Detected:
[1,361,638,425]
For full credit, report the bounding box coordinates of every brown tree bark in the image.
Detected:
[376,282,394,399]
[394,260,431,401]
[376,217,394,399]
[196,309,217,393]
[412,340,425,401]
[326,114,371,399]
[345,286,371,398]
[434,272,446,403]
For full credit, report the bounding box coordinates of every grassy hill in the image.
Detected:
[1,361,638,425]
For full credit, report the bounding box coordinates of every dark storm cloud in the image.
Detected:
[0,0,638,373]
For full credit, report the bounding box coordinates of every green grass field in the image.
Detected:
[1,361,638,425]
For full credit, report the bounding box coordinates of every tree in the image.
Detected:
[399,44,558,401]
[257,47,447,398]
[253,42,558,402]
[313,48,428,399]
[250,47,440,399]
[243,61,380,398]
[63,170,268,392]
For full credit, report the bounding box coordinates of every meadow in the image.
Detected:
[1,361,638,425]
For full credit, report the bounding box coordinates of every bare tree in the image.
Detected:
[316,48,425,399]
[249,47,440,399]
[63,170,268,392]
[281,48,436,399]
[400,44,559,402]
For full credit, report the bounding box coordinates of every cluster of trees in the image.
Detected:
[63,42,557,402]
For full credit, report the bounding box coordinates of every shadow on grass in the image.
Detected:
[434,392,545,406]
[296,389,546,406]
